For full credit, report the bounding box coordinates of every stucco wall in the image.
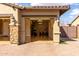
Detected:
[20,9,60,16]
[71,17,79,26]
[0,4,19,22]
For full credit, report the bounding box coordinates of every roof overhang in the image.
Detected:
[23,5,70,16]
[1,3,70,16]
[25,5,69,9]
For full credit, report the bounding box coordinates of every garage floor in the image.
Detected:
[0,36,10,44]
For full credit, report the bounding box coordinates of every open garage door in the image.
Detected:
[0,17,10,44]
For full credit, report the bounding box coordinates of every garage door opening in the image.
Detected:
[31,20,50,42]
[0,18,10,44]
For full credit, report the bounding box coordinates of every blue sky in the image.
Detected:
[60,3,79,25]
[18,3,79,25]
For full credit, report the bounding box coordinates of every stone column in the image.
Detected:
[25,18,31,43]
[52,17,60,43]
[9,16,19,44]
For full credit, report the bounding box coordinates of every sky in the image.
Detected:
[60,3,79,25]
[1,0,79,3]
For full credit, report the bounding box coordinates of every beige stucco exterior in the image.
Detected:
[71,16,79,26]
[0,3,69,45]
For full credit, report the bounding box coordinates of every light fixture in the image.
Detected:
[9,16,16,26]
[37,18,43,24]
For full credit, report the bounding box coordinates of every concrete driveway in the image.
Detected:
[0,38,79,56]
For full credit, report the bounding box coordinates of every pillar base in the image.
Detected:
[10,39,19,45]
[25,36,31,43]
[53,42,59,45]
[53,32,60,43]
[11,44,19,46]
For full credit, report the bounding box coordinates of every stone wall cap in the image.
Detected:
[54,32,61,34]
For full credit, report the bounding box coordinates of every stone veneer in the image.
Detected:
[9,25,19,44]
[9,16,19,44]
